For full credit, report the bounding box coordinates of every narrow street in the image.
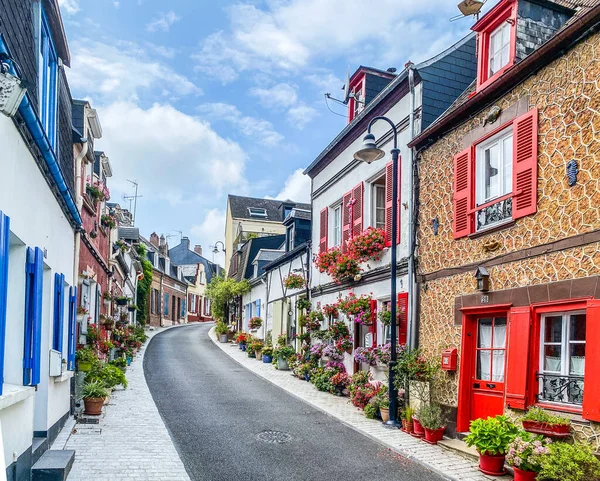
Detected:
[144,324,444,481]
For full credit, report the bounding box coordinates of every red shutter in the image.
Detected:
[384,161,393,246]
[397,157,402,245]
[342,191,352,252]
[352,182,364,237]
[505,306,532,410]
[397,292,408,345]
[512,108,538,219]
[453,147,474,239]
[369,299,377,346]
[583,300,600,421]
[319,208,328,253]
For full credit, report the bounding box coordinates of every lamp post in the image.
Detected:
[353,116,402,428]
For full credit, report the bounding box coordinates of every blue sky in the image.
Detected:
[58,0,493,267]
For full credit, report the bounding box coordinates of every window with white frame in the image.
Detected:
[353,85,364,119]
[539,311,586,406]
[476,128,513,205]
[39,6,59,149]
[489,22,511,77]
[372,176,386,230]
[332,204,342,247]
[248,207,267,218]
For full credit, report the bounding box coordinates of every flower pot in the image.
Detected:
[262,355,273,363]
[83,397,104,415]
[128,306,135,312]
[116,299,127,306]
[77,360,93,372]
[513,467,538,481]
[277,357,289,371]
[424,426,445,444]
[522,420,570,437]
[255,350,262,360]
[334,385,345,397]
[219,334,228,343]
[412,417,425,438]
[304,373,310,382]
[405,420,414,433]
[126,357,132,366]
[241,344,247,352]
[380,407,390,423]
[401,418,407,430]
[478,452,507,476]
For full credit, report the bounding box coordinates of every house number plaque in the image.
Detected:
[480,295,489,304]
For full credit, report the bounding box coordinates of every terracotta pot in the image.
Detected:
[412,417,425,437]
[405,420,414,433]
[401,418,407,430]
[255,350,262,360]
[513,467,538,481]
[478,452,506,476]
[380,407,390,423]
[83,397,104,415]
[423,426,445,444]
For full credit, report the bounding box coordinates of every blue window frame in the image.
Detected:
[164,293,169,316]
[67,286,77,370]
[256,299,261,318]
[53,273,65,353]
[24,247,44,386]
[0,211,10,395]
[181,299,186,318]
[39,7,58,149]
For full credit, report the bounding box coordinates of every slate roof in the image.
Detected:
[118,227,139,243]
[139,235,187,285]
[263,242,310,272]
[285,208,312,222]
[229,235,286,281]
[168,239,222,284]
[252,249,284,264]
[228,195,310,222]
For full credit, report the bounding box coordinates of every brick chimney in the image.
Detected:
[194,245,202,256]
[159,235,168,256]
[182,236,191,249]
[150,232,159,248]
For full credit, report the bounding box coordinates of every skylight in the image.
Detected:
[248,207,267,217]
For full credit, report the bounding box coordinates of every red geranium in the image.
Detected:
[314,248,341,273]
[347,227,386,262]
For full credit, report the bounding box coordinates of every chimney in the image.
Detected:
[159,235,168,256]
[194,245,203,256]
[150,232,159,248]
[182,236,191,249]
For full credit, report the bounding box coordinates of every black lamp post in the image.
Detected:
[353,116,402,428]
[212,241,225,256]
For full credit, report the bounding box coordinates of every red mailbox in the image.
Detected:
[442,348,457,372]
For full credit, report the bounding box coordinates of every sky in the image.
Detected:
[58,0,493,268]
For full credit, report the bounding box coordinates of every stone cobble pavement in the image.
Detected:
[52,326,191,481]
[209,327,513,481]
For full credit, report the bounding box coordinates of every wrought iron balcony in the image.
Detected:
[476,196,513,231]
[536,372,583,405]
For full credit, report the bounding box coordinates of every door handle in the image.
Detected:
[473,383,480,388]
[486,383,496,389]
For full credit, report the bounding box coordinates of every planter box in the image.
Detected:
[116,299,128,306]
[522,420,571,437]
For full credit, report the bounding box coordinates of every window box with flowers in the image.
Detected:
[520,407,571,438]
[101,214,116,229]
[314,249,341,273]
[85,177,110,204]
[249,316,263,330]
[77,306,89,322]
[323,303,339,319]
[284,273,306,289]
[346,227,386,262]
[337,292,373,325]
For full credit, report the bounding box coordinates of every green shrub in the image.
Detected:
[419,403,444,430]
[76,346,99,364]
[364,401,379,419]
[464,415,518,455]
[215,321,229,336]
[86,364,128,389]
[522,406,571,426]
[109,357,127,368]
[538,442,600,481]
[82,380,109,399]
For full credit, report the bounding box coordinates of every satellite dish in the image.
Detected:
[342,68,351,104]
[457,0,484,16]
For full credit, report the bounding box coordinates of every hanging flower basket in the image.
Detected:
[314,248,341,273]
[283,273,306,289]
[322,303,339,318]
[337,292,372,325]
[100,214,116,229]
[327,253,361,284]
[300,310,324,331]
[346,227,386,262]
[249,317,263,330]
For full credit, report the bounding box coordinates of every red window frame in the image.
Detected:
[473,0,517,91]
[474,316,507,385]
[526,298,590,414]
[348,76,366,122]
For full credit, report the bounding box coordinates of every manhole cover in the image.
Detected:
[256,431,292,444]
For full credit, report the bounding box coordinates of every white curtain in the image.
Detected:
[479,324,492,348]
[544,356,561,372]
[571,356,585,376]
[492,351,505,382]
[478,351,491,381]
[493,323,506,348]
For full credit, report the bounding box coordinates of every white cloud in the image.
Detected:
[198,103,284,147]
[249,83,298,109]
[58,0,80,15]
[146,11,180,33]
[68,39,200,102]
[287,104,318,130]
[193,0,467,83]
[266,169,311,203]
[190,209,227,268]
[305,72,344,95]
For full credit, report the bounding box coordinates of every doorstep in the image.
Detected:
[438,438,478,461]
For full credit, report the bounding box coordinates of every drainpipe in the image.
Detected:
[406,62,418,350]
[73,139,88,283]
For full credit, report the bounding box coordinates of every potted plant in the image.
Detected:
[261,346,274,363]
[235,332,248,350]
[103,292,112,304]
[274,345,295,370]
[127,304,137,312]
[402,406,415,433]
[76,347,98,372]
[464,415,518,476]
[249,316,262,330]
[419,403,445,444]
[330,372,352,397]
[77,306,88,322]
[116,296,129,306]
[82,380,109,415]
[506,431,551,481]
[296,298,311,312]
[215,321,229,343]
[252,340,264,360]
[538,441,600,481]
[412,408,425,438]
[521,407,571,437]
[283,273,306,289]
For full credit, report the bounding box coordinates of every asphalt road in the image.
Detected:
[144,323,444,481]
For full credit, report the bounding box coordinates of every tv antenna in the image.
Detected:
[123,180,142,226]
[172,230,183,242]
[324,67,363,118]
[450,0,486,22]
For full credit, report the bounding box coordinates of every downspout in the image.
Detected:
[0,36,82,227]
[406,62,418,350]
[73,139,88,283]
[264,272,270,343]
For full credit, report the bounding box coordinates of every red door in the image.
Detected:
[470,316,507,422]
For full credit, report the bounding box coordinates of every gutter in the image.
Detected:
[407,64,418,350]
[0,34,82,227]
[409,5,600,149]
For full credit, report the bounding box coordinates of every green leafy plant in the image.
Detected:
[418,403,444,430]
[82,380,109,399]
[522,407,571,426]
[110,357,127,368]
[506,431,551,473]
[538,441,600,481]
[364,401,379,419]
[261,346,273,356]
[274,345,295,360]
[135,244,153,325]
[404,405,415,421]
[205,276,250,321]
[215,321,229,336]
[86,364,128,389]
[76,347,98,364]
[296,298,311,311]
[464,415,519,455]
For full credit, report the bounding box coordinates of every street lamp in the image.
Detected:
[212,241,225,255]
[354,116,402,429]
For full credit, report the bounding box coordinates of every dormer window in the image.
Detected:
[348,81,365,123]
[474,0,517,91]
[248,207,267,218]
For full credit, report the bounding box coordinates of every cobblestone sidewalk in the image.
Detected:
[52,327,191,481]
[209,328,513,481]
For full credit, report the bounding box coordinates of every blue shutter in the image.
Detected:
[67,286,77,370]
[256,299,261,318]
[164,293,169,315]
[0,211,10,395]
[24,247,44,386]
[53,273,65,352]
[181,299,186,317]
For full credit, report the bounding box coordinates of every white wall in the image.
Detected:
[242,280,266,336]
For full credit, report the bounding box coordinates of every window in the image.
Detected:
[0,211,9,393]
[333,205,341,246]
[248,208,267,218]
[539,312,585,406]
[372,176,386,230]
[489,22,511,77]
[476,128,513,205]
[352,85,363,119]
[476,317,507,383]
[164,293,169,316]
[53,273,65,353]
[287,225,295,251]
[39,7,58,149]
